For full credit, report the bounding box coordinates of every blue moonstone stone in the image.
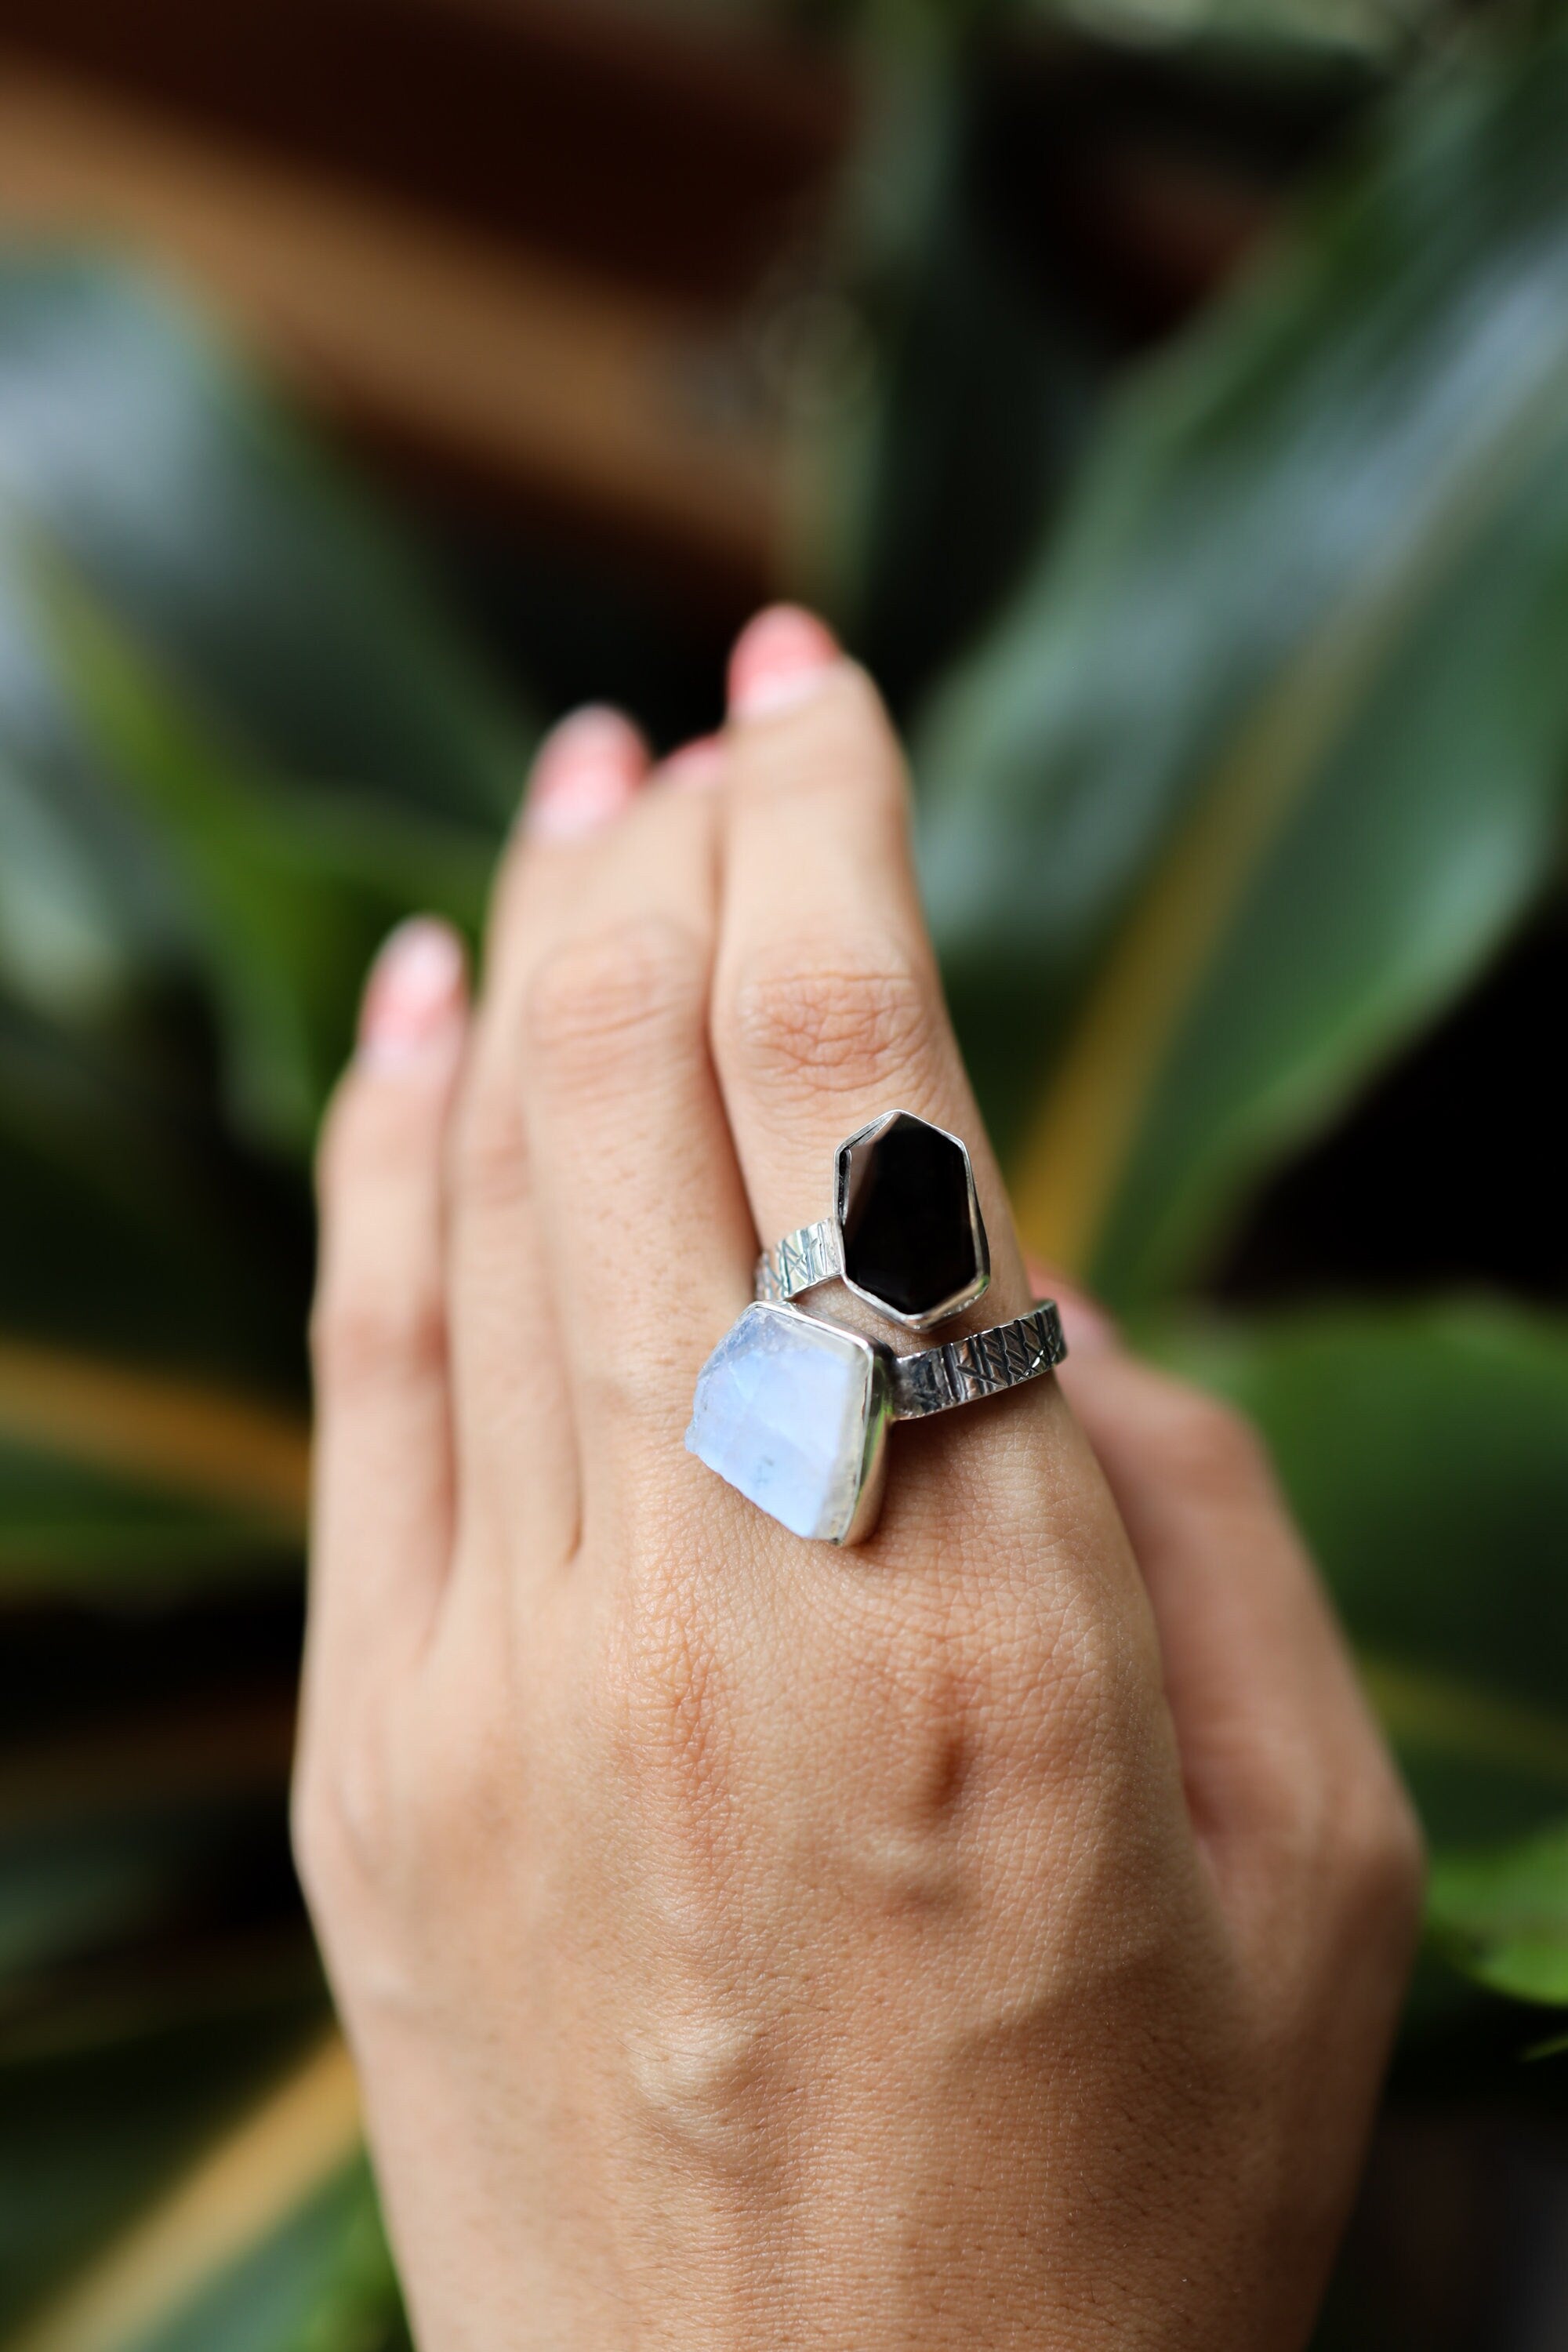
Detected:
[686,1303,874,1543]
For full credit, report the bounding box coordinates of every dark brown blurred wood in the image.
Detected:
[0,47,818,587]
[0,0,849,303]
[0,2,851,594]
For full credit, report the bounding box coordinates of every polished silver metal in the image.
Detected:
[757,1216,844,1304]
[888,1302,1067,1424]
[809,1298,1065,1546]
[851,1301,1066,1543]
[754,1109,990,1332]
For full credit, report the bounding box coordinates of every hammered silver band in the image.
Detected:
[888,1303,1066,1420]
[756,1220,841,1305]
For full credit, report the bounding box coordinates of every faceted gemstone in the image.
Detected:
[838,1112,981,1321]
[686,1303,873,1543]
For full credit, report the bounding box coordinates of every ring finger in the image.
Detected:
[488,726,753,1544]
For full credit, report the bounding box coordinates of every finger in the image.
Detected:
[1059,1338,1421,1949]
[447,710,650,1573]
[706,612,1143,1602]
[308,919,466,1693]
[713,610,1030,1326]
[508,745,754,1496]
[1023,1255,1121,1361]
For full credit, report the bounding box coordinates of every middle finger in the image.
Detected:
[711,612,1033,1339]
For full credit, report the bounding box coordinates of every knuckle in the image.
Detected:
[289,1760,333,1911]
[1141,1388,1271,1505]
[1338,1773,1427,1931]
[291,1735,387,1913]
[1256,1742,1425,1950]
[310,1279,446,1395]
[524,916,707,1093]
[722,937,935,1104]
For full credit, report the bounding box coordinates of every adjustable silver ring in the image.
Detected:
[687,1298,1065,1546]
[755,1109,990,1332]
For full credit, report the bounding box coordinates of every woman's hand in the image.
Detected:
[295,608,1423,2350]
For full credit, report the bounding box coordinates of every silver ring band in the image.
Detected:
[888,1302,1065,1420]
[756,1218,841,1305]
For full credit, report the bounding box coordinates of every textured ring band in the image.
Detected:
[687,1300,1066,1547]
[888,1302,1066,1419]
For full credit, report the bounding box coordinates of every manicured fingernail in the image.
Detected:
[525,705,645,841]
[358,918,466,1069]
[657,733,726,789]
[728,606,839,718]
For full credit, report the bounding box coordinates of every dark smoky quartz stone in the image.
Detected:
[838,1114,982,1319]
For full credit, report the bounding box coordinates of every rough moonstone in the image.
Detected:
[686,1303,873,1543]
[839,1112,979,1320]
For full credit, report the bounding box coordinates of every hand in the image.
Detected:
[295,608,1423,2350]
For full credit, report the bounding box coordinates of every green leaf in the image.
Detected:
[0,1682,305,2071]
[1018,0,1423,61]
[1428,1820,1568,2009]
[0,1448,296,1592]
[916,30,1568,1302]
[1149,1300,1568,1846]
[31,551,491,1148]
[0,998,308,1383]
[0,259,531,833]
[1,257,514,1155]
[0,1340,307,1597]
[134,2156,401,2352]
[1,2035,367,2352]
[0,2030,372,2352]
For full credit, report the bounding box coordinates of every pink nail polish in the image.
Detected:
[728,607,839,719]
[525,706,644,841]
[358,919,466,1069]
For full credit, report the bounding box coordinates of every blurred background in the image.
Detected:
[2,0,1566,2344]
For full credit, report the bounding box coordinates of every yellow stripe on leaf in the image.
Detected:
[1011,334,1568,1285]
[6,2034,360,2352]
[0,1341,309,1524]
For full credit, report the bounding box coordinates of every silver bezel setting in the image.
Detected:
[832,1109,990,1333]
[688,1298,1065,1547]
[831,1317,894,1547]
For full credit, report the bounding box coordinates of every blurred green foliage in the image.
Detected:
[2,4,1566,2345]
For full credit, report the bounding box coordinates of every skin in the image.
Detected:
[296,607,1425,2351]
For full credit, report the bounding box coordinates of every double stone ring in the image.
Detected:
[688,1110,1065,1544]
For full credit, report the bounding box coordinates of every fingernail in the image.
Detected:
[728,606,839,719]
[358,918,466,1069]
[657,733,726,790]
[525,705,645,841]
